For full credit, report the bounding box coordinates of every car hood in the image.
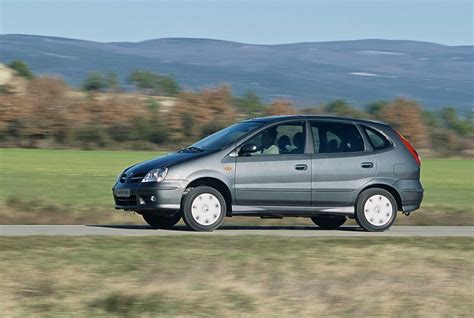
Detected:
[125,151,211,175]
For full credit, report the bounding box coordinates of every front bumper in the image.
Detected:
[113,180,186,212]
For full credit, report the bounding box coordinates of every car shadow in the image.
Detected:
[87,224,364,232]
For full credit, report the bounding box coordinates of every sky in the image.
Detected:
[0,0,473,45]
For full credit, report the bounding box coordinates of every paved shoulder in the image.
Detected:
[0,225,473,237]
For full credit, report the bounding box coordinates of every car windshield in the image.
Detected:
[189,121,264,151]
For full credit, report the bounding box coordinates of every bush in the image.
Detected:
[82,72,108,92]
[0,69,471,157]
[8,60,35,80]
[234,91,266,117]
[108,123,132,143]
[200,121,226,139]
[75,124,109,149]
[128,70,181,96]
[129,118,169,145]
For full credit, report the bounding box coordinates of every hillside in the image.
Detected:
[0,34,472,109]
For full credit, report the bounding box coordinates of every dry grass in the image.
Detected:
[1,197,140,225]
[0,237,472,317]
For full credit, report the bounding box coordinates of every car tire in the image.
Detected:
[355,188,397,232]
[181,186,226,232]
[311,215,346,230]
[142,211,181,229]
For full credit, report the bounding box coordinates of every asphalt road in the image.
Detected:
[0,225,472,237]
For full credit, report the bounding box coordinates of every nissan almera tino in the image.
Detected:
[113,115,423,232]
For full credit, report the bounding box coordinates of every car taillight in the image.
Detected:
[395,131,421,166]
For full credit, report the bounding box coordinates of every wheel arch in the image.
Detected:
[184,177,233,214]
[357,183,402,211]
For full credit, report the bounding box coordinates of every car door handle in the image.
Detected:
[361,162,374,168]
[294,164,308,171]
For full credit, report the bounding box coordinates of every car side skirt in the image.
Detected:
[231,205,354,217]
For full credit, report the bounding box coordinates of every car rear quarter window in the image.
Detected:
[310,121,365,153]
[362,126,392,151]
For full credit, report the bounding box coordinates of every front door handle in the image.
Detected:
[361,162,374,168]
[294,164,308,171]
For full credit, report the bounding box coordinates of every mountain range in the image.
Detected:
[0,34,472,110]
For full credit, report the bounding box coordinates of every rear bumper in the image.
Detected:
[393,179,424,212]
[113,180,185,212]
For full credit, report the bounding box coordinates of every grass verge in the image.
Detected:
[0,237,472,317]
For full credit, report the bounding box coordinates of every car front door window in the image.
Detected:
[242,122,305,156]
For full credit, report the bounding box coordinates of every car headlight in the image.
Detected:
[141,168,168,183]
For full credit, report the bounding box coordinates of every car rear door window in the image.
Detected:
[311,122,364,153]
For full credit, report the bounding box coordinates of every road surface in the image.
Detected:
[0,225,472,237]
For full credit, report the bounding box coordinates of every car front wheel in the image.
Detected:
[142,211,181,229]
[355,188,397,232]
[181,186,226,231]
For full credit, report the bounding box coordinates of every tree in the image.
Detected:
[265,100,296,116]
[82,72,108,92]
[158,75,181,96]
[440,107,473,136]
[128,70,156,90]
[325,99,351,115]
[167,86,236,142]
[324,99,367,118]
[366,101,388,118]
[234,91,266,117]
[128,70,180,96]
[2,77,71,147]
[379,98,429,148]
[8,60,34,80]
[422,110,440,129]
[81,71,122,92]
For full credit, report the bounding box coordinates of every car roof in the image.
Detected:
[243,115,388,126]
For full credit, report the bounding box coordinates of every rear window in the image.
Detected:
[362,126,392,150]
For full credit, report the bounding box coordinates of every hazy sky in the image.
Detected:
[1,0,473,45]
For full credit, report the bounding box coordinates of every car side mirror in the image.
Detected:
[239,143,258,156]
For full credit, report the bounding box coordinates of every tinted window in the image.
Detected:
[311,122,364,153]
[362,126,392,150]
[242,121,305,155]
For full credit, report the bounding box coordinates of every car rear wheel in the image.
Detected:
[311,215,346,230]
[181,186,226,231]
[355,188,397,232]
[142,211,181,229]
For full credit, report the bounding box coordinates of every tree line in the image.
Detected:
[0,60,472,156]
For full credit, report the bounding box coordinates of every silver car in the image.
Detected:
[113,115,423,232]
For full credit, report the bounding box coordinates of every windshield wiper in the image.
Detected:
[180,146,204,152]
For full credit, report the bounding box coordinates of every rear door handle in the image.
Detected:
[294,164,308,171]
[361,162,374,168]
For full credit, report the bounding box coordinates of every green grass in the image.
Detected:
[0,148,472,224]
[0,148,161,206]
[421,158,473,212]
[0,237,472,317]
